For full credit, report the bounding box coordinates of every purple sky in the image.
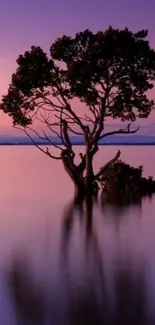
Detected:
[0,0,155,135]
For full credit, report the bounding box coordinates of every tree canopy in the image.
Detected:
[1,27,155,198]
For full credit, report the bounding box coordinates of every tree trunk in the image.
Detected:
[61,147,98,201]
[61,151,86,201]
[85,146,95,197]
[74,179,86,201]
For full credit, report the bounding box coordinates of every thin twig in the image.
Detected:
[14,126,62,160]
[99,123,139,141]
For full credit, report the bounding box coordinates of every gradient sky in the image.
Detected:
[0,0,155,135]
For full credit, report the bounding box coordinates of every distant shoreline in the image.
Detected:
[0,143,155,146]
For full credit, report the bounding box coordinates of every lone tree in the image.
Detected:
[1,27,155,199]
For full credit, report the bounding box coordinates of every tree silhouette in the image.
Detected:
[1,27,155,198]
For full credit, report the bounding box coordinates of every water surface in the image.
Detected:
[0,146,155,324]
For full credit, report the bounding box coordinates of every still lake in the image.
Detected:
[0,145,155,324]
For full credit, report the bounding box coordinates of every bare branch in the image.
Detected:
[95,150,121,180]
[14,126,62,160]
[47,124,66,144]
[25,126,62,150]
[56,86,88,134]
[36,110,67,147]
[42,130,63,151]
[54,112,76,123]
[35,90,64,110]
[99,81,106,92]
[84,113,94,124]
[62,119,72,151]
[90,105,99,120]
[93,88,111,141]
[67,125,83,136]
[99,123,139,141]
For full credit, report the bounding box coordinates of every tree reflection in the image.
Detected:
[100,194,143,234]
[8,257,45,324]
[66,263,150,325]
[61,197,153,325]
[7,198,155,325]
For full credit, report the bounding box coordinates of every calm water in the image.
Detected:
[0,146,155,324]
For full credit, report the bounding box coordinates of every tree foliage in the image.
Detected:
[1,27,155,197]
[100,157,155,204]
[2,27,155,134]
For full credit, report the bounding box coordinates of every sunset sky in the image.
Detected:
[0,0,155,136]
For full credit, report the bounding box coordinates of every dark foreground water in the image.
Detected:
[0,146,155,324]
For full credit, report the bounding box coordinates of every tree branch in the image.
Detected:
[92,88,110,142]
[99,123,139,141]
[37,111,67,148]
[42,130,63,151]
[47,124,66,146]
[78,153,86,175]
[62,119,72,151]
[67,125,83,136]
[25,125,63,151]
[14,126,62,160]
[56,85,88,134]
[95,150,121,180]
